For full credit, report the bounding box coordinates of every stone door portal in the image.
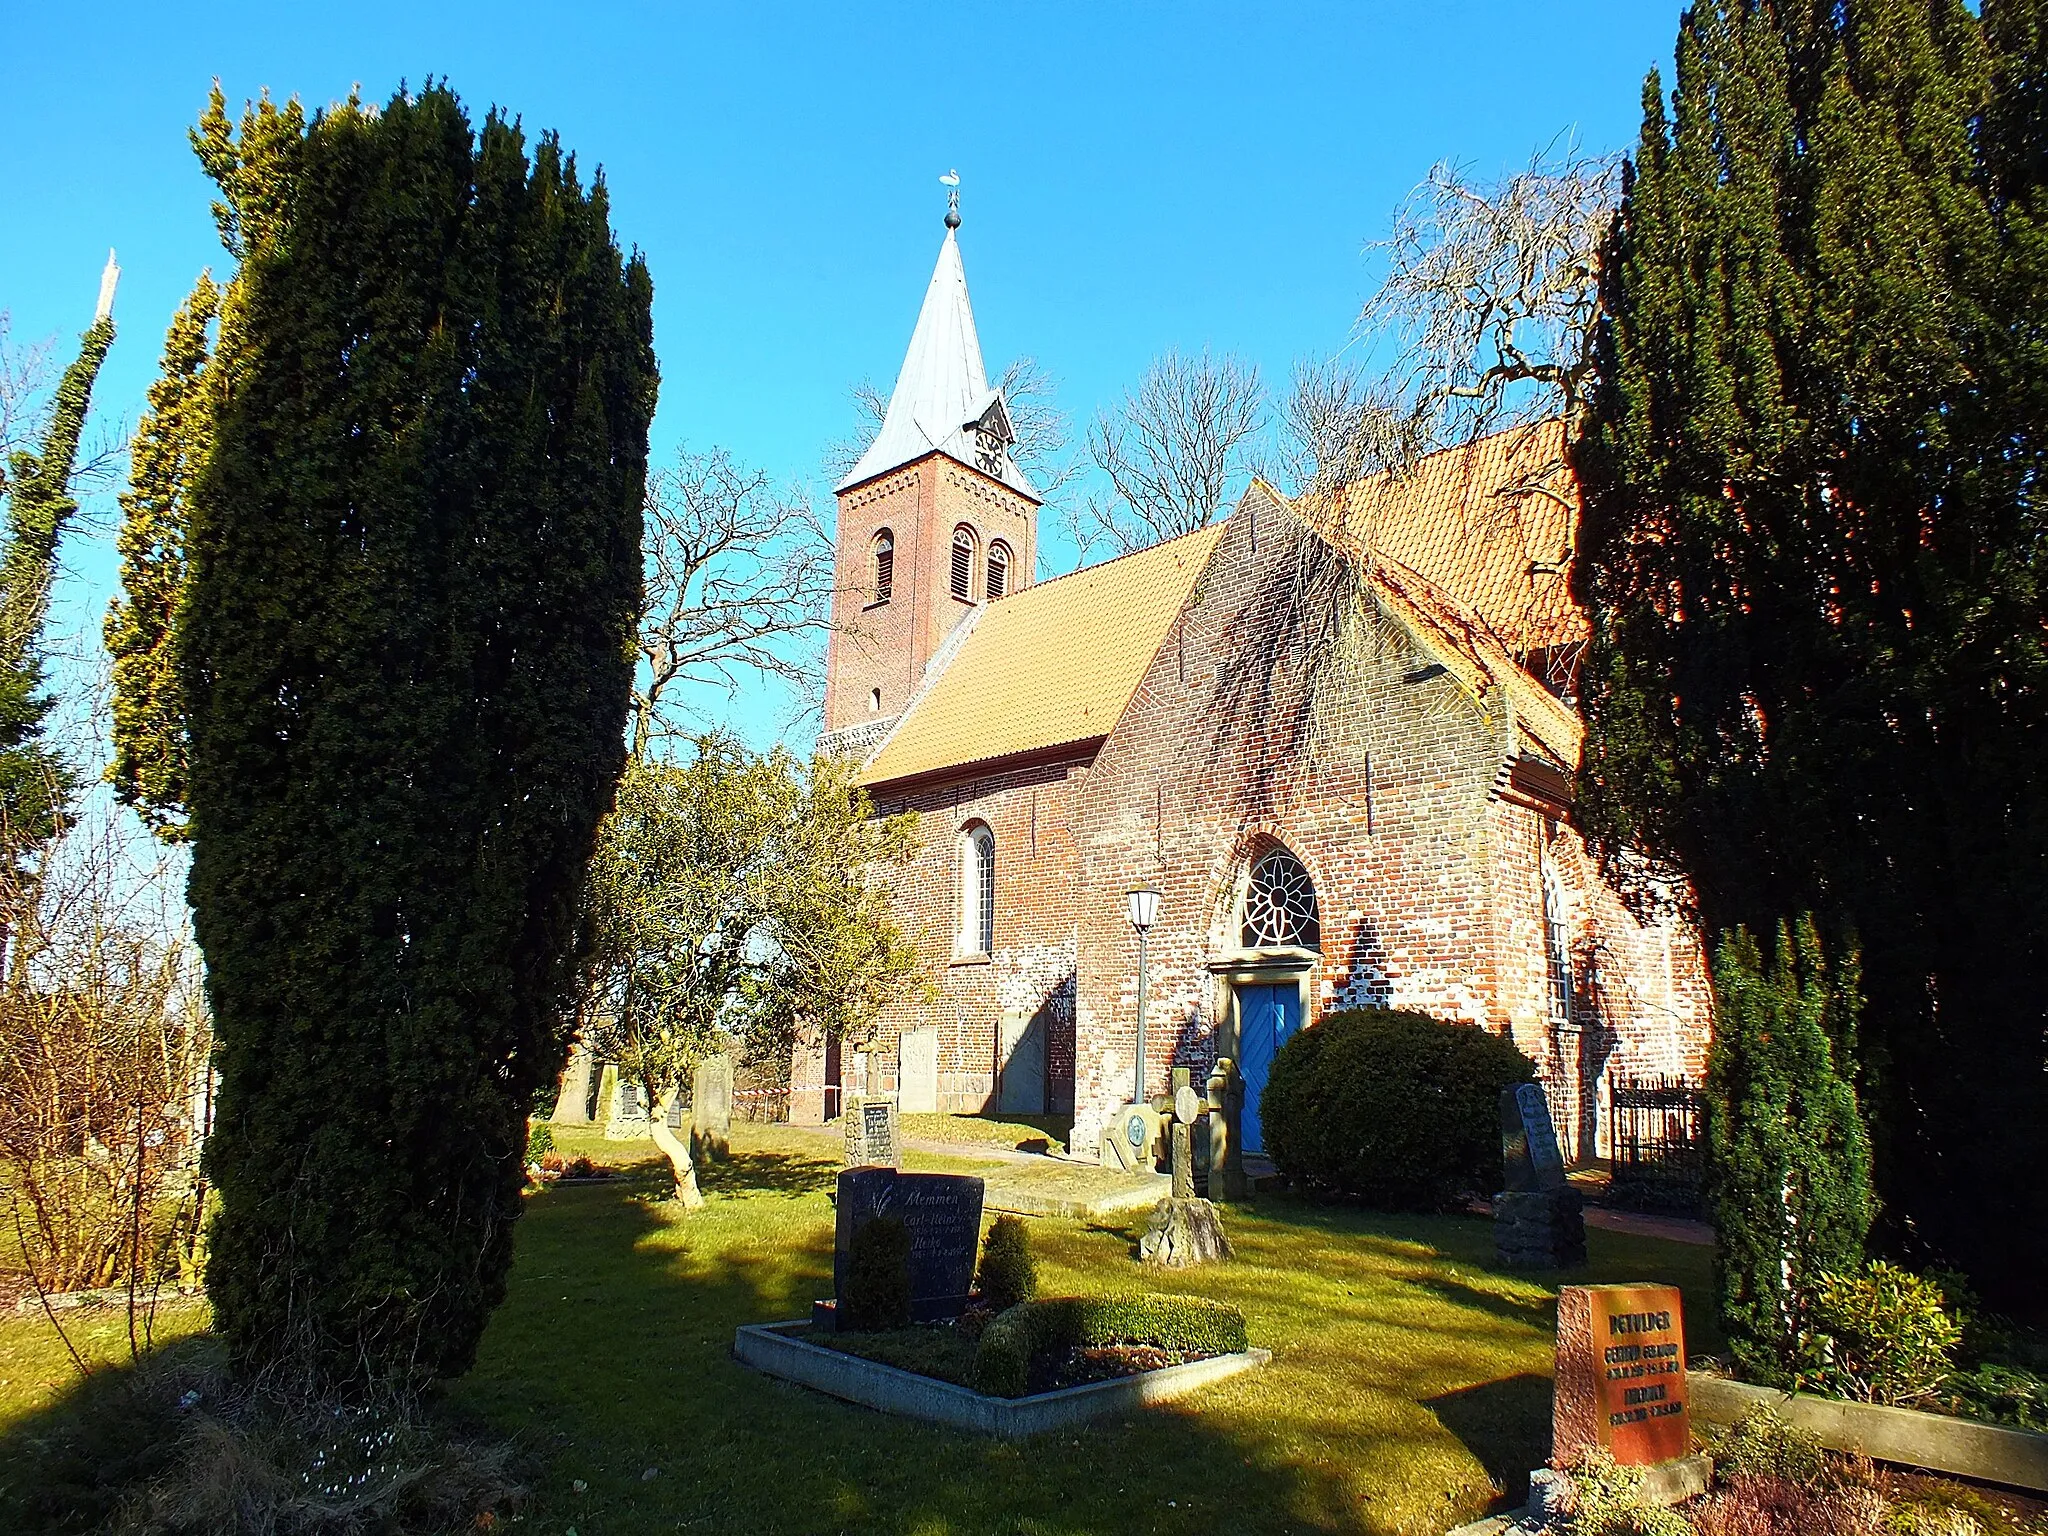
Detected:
[1236,982,1301,1154]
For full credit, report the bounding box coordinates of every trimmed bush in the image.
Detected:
[976,1215,1037,1313]
[970,1293,1247,1398]
[839,1217,912,1333]
[524,1122,555,1164]
[1260,1008,1536,1210]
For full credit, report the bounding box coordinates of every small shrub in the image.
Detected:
[840,1216,912,1333]
[1807,1262,1961,1406]
[1711,1407,1826,1484]
[561,1156,596,1179]
[976,1216,1037,1313]
[524,1121,555,1163]
[1260,1008,1536,1210]
[970,1293,1246,1397]
[1557,1450,1691,1536]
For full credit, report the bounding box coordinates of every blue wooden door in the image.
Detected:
[1237,983,1302,1155]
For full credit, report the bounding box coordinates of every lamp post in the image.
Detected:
[1126,883,1161,1106]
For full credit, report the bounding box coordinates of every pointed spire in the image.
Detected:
[836,190,1039,502]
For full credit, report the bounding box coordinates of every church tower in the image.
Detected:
[820,194,1041,752]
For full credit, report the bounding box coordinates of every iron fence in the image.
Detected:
[1608,1074,1705,1214]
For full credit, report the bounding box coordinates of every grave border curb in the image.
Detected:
[1690,1375,2048,1493]
[732,1319,1269,1437]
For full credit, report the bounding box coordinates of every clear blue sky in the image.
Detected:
[3,1,1686,748]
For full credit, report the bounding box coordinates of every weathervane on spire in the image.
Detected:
[940,169,961,230]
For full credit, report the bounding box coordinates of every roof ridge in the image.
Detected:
[1022,520,1226,595]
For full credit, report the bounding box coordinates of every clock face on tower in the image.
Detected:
[973,425,1005,476]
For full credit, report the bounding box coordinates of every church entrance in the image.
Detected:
[1235,982,1301,1155]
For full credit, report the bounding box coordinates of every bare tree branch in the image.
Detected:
[634,447,846,758]
[1068,348,1267,559]
[1352,144,1620,464]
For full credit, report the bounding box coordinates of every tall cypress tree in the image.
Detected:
[0,290,116,855]
[1576,0,2048,1309]
[107,275,216,841]
[184,84,656,1382]
[1707,919,1873,1383]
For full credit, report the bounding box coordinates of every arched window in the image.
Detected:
[960,823,995,955]
[1542,855,1572,1024]
[871,529,894,603]
[986,540,1012,599]
[951,525,977,601]
[1241,847,1320,949]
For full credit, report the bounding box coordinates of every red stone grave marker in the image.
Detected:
[1553,1283,1691,1467]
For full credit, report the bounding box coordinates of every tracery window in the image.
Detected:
[1241,847,1320,949]
[1542,855,1572,1024]
[986,540,1011,599]
[951,526,977,601]
[872,529,894,603]
[960,823,995,955]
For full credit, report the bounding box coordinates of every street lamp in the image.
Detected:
[1126,884,1161,1106]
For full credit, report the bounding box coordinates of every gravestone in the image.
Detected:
[826,1167,984,1326]
[842,1097,900,1169]
[1554,1284,1692,1467]
[1495,1082,1585,1267]
[692,1052,733,1163]
[1502,1082,1568,1191]
[899,1027,938,1114]
[1098,1102,1162,1173]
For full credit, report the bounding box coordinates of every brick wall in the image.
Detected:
[824,455,1038,734]
[1067,488,1710,1155]
[854,756,1087,1113]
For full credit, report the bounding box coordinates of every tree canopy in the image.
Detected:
[181,82,656,1383]
[576,737,920,1198]
[1575,0,2048,1307]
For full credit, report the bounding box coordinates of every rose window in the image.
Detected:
[1241,848,1321,949]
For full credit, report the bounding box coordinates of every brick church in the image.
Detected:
[801,211,1711,1165]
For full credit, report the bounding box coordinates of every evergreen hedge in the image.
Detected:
[969,1294,1247,1398]
[184,84,655,1383]
[1260,1008,1535,1210]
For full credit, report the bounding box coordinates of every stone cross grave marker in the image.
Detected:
[1501,1082,1568,1192]
[1554,1283,1691,1467]
[829,1167,984,1325]
[842,1097,899,1169]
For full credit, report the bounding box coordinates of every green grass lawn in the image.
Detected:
[0,1125,1717,1536]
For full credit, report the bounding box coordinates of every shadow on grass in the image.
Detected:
[0,1169,1358,1535]
[457,1170,1359,1536]
[696,1145,840,1200]
[1423,1372,1555,1513]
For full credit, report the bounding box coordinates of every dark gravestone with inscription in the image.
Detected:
[1501,1082,1568,1191]
[1496,1082,1585,1268]
[841,1097,899,1169]
[825,1167,984,1327]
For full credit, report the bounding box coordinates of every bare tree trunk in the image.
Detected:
[650,1087,704,1208]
